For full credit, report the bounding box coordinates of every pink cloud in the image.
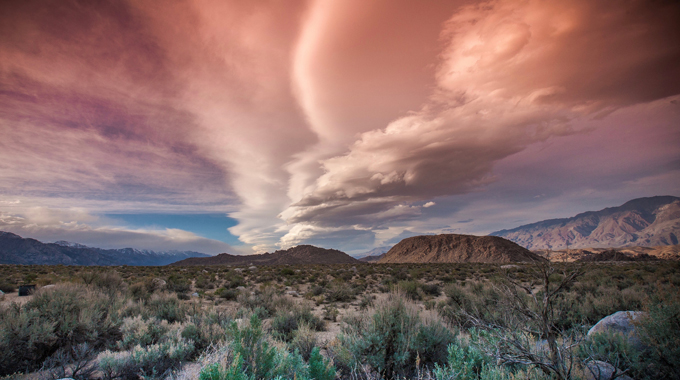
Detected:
[282,0,680,244]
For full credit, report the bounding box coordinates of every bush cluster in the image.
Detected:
[334,294,453,379]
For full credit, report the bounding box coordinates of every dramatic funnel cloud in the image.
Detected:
[0,0,678,254]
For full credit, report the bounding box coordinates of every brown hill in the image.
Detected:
[378,234,545,264]
[170,244,359,266]
[491,196,680,250]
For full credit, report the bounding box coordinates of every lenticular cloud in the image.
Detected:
[281,0,680,238]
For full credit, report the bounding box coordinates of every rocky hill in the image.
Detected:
[0,231,209,266]
[378,234,544,263]
[170,244,359,266]
[491,196,680,250]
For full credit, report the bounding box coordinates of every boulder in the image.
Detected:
[151,278,167,289]
[588,311,646,350]
[191,292,199,297]
[248,266,257,271]
[286,290,300,297]
[41,284,56,290]
[585,360,633,380]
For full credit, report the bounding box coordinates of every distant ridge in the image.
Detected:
[358,246,391,262]
[378,233,544,263]
[170,244,359,266]
[491,196,680,250]
[0,231,209,266]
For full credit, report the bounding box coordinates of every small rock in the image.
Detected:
[248,266,257,271]
[41,284,56,290]
[236,286,246,291]
[501,265,520,269]
[584,360,633,380]
[295,269,301,273]
[351,266,357,272]
[234,268,244,273]
[191,292,199,297]
[286,290,300,297]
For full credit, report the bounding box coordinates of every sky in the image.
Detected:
[0,0,679,256]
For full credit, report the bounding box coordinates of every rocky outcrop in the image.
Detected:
[378,234,545,263]
[491,196,680,250]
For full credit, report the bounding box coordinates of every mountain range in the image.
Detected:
[171,244,359,266]
[0,231,209,266]
[491,196,680,250]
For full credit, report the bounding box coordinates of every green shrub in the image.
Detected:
[421,283,441,297]
[309,347,336,380]
[636,288,680,380]
[309,285,325,297]
[229,315,278,379]
[0,305,56,375]
[431,332,510,380]
[271,306,325,342]
[167,275,191,293]
[413,321,455,368]
[237,287,292,318]
[128,282,149,301]
[195,276,215,290]
[199,354,249,380]
[577,331,639,378]
[118,316,171,350]
[398,281,421,300]
[292,322,317,361]
[215,287,239,301]
[326,284,355,302]
[147,293,186,323]
[98,340,194,380]
[337,294,452,379]
[94,271,125,294]
[0,284,121,376]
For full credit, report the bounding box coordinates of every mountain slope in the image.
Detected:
[0,231,209,266]
[378,234,544,263]
[171,244,359,266]
[490,196,680,250]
